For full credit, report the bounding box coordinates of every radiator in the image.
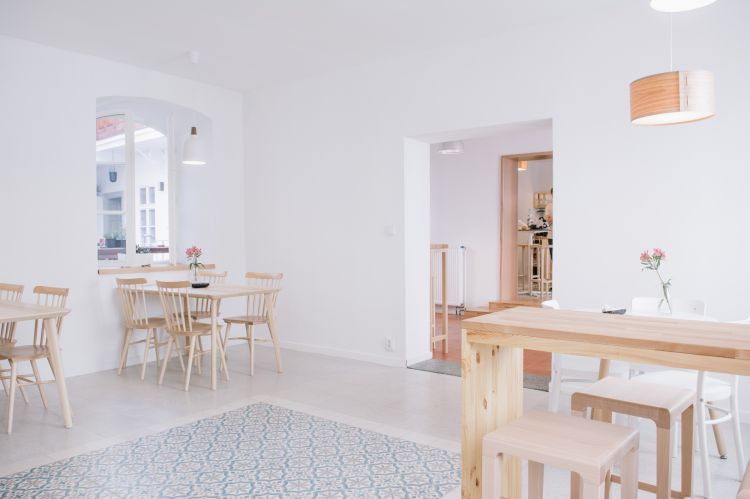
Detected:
[432,245,466,309]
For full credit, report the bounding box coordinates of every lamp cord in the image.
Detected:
[669,13,674,72]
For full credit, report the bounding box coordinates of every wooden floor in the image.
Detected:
[432,312,551,376]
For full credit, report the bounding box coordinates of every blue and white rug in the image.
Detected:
[0,403,461,498]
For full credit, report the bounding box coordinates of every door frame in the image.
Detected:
[499,151,553,302]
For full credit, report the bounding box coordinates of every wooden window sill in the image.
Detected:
[97,263,216,276]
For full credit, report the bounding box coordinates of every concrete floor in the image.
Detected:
[0,344,746,498]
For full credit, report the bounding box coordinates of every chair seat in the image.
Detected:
[224,315,267,325]
[130,317,166,329]
[634,370,730,402]
[168,321,213,336]
[0,344,49,360]
[483,410,639,483]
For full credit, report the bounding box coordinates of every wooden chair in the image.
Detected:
[156,280,228,391]
[222,272,282,375]
[190,270,227,372]
[115,278,167,380]
[738,460,750,499]
[572,376,695,499]
[0,283,24,395]
[0,286,69,433]
[482,410,639,499]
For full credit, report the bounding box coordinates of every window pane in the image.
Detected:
[134,122,169,258]
[96,115,127,262]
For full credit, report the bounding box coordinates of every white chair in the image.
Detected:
[632,298,744,499]
[543,300,630,412]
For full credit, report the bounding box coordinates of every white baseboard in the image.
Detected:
[406,352,433,365]
[256,340,406,368]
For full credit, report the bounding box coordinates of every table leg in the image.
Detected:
[210,298,218,390]
[267,298,283,373]
[44,317,72,428]
[461,330,523,499]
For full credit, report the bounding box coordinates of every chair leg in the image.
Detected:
[223,322,232,355]
[117,328,133,375]
[707,406,728,458]
[620,445,639,499]
[194,337,202,375]
[184,336,196,392]
[250,324,255,376]
[528,460,543,499]
[681,405,694,499]
[582,481,604,499]
[481,451,503,499]
[571,472,582,499]
[216,335,230,382]
[30,359,48,409]
[153,329,161,369]
[656,426,673,499]
[7,361,17,434]
[697,399,713,499]
[730,385,746,479]
[176,339,186,372]
[140,329,152,381]
[158,337,173,385]
[17,382,30,404]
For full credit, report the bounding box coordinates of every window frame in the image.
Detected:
[96,113,176,268]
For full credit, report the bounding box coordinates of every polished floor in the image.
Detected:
[1,344,747,498]
[431,313,552,376]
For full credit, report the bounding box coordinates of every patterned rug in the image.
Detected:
[407,358,550,392]
[0,403,461,498]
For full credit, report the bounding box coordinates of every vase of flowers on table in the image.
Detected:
[186,246,204,283]
[640,247,672,315]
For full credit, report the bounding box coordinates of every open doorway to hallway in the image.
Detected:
[405,120,553,391]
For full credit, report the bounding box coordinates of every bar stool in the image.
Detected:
[571,377,694,499]
[482,410,639,499]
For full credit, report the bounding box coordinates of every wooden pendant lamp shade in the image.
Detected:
[630,70,715,125]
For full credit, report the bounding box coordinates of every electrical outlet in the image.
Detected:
[385,337,394,351]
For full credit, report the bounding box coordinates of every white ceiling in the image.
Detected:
[0,0,621,93]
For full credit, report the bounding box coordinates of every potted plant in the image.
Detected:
[186,246,205,284]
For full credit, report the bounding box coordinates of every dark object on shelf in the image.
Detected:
[603,309,627,315]
[191,282,210,289]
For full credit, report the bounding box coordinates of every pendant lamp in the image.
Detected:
[182,127,207,165]
[629,13,715,126]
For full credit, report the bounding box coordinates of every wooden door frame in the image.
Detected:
[499,151,553,302]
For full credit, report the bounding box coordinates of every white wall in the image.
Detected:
[243,0,750,371]
[430,131,552,308]
[0,35,245,376]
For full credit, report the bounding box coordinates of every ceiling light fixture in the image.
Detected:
[629,14,715,125]
[438,141,464,155]
[650,0,717,12]
[182,127,207,165]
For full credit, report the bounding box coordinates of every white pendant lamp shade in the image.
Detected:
[182,126,207,165]
[650,0,717,12]
[630,70,715,125]
[438,140,464,155]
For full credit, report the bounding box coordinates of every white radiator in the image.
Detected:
[432,245,466,309]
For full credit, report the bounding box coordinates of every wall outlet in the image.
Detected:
[385,337,394,351]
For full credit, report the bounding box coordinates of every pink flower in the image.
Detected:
[640,251,650,262]
[185,246,202,259]
[652,248,666,259]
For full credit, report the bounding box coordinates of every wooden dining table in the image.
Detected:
[461,306,750,499]
[0,300,72,428]
[143,284,281,390]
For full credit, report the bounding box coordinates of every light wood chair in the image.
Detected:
[482,410,639,499]
[190,270,227,373]
[0,283,24,395]
[222,272,282,375]
[115,278,167,380]
[571,376,695,499]
[738,460,750,499]
[156,280,229,391]
[0,286,69,433]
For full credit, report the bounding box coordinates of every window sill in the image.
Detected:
[97,263,216,276]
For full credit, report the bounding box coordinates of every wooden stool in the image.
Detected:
[571,376,694,499]
[482,410,639,499]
